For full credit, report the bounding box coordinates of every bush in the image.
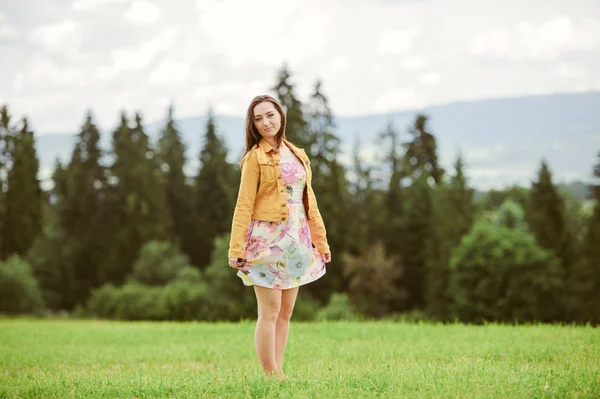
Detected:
[130,241,190,286]
[161,267,209,321]
[86,284,122,319]
[449,217,563,323]
[202,234,256,321]
[316,293,360,321]
[0,256,44,315]
[342,242,406,317]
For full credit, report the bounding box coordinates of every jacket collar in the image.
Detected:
[258,138,303,153]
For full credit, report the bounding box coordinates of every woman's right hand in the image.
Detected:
[228,257,239,269]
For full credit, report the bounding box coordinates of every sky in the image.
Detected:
[0,0,599,134]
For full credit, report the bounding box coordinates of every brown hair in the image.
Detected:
[241,94,286,165]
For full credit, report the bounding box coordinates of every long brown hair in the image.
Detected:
[241,95,287,165]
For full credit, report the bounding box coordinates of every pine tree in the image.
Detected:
[402,174,433,310]
[304,80,350,299]
[57,112,109,305]
[527,161,572,266]
[400,113,442,310]
[570,152,600,323]
[0,105,12,260]
[526,160,573,320]
[193,110,236,269]
[426,155,475,320]
[156,106,196,263]
[380,121,404,253]
[271,64,310,151]
[402,114,444,185]
[3,117,42,258]
[105,112,171,284]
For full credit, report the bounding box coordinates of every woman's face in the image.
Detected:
[253,101,281,140]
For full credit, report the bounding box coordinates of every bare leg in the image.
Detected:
[253,286,282,377]
[276,287,299,374]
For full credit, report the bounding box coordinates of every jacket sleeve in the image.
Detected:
[229,151,259,258]
[307,186,331,256]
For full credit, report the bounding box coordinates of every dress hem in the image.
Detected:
[238,269,326,290]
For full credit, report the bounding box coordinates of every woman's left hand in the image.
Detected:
[323,252,332,263]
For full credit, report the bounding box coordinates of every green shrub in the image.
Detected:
[449,216,563,323]
[316,293,360,321]
[0,255,44,315]
[130,241,190,286]
[86,284,121,319]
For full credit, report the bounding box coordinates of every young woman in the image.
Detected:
[228,94,331,379]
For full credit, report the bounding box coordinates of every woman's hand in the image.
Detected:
[228,257,239,269]
[323,252,332,263]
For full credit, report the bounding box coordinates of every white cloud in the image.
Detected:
[13,72,23,91]
[109,28,179,72]
[327,57,349,74]
[469,16,600,61]
[374,87,422,112]
[125,0,160,25]
[72,0,123,11]
[377,29,414,56]
[25,55,86,88]
[196,0,300,66]
[0,13,19,40]
[149,59,192,86]
[553,62,587,79]
[29,20,77,51]
[418,72,440,85]
[401,56,427,70]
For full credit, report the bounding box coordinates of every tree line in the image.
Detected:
[1,64,599,323]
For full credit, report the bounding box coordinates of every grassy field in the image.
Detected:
[1,319,598,398]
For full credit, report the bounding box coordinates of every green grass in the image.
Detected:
[1,319,598,398]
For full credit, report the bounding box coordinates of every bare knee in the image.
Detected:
[278,304,294,322]
[258,301,280,323]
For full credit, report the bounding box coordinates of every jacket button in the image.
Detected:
[281,217,287,221]
[281,204,286,207]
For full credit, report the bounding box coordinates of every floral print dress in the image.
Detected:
[237,146,326,289]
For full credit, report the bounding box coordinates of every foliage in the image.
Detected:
[448,207,563,323]
[343,242,406,317]
[0,255,44,314]
[315,293,359,321]
[130,241,191,286]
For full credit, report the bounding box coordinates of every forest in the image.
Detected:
[1,65,599,324]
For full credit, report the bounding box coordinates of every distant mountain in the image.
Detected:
[36,91,600,190]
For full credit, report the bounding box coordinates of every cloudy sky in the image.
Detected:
[1,0,599,133]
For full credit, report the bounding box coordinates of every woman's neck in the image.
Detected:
[264,137,279,150]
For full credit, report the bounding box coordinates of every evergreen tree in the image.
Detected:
[56,112,109,306]
[526,161,573,267]
[271,64,310,151]
[0,105,13,260]
[570,152,600,323]
[28,158,80,310]
[526,161,573,319]
[3,117,42,258]
[193,110,236,269]
[156,106,196,263]
[105,112,171,284]
[402,174,433,310]
[400,113,442,310]
[380,121,404,254]
[347,139,383,255]
[402,114,444,185]
[304,81,350,299]
[426,155,475,320]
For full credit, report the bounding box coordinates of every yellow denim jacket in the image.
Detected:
[228,138,330,259]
